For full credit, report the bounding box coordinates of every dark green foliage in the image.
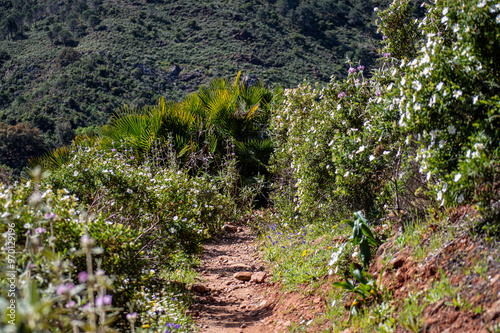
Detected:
[0,122,47,169]
[340,211,380,268]
[57,47,80,67]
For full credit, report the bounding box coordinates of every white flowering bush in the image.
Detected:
[46,144,236,260]
[0,182,128,332]
[381,0,500,222]
[269,63,404,223]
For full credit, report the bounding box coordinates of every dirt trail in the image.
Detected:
[189,225,276,333]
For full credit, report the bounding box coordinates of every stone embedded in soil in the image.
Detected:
[191,284,207,294]
[250,271,267,283]
[234,271,253,281]
[223,223,238,232]
[229,264,252,270]
[391,255,406,269]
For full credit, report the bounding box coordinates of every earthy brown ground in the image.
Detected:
[189,206,500,333]
[188,224,327,333]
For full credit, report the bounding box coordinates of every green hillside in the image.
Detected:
[0,0,389,156]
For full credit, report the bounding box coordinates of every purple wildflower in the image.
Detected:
[375,90,381,96]
[357,65,365,71]
[56,284,74,295]
[35,227,46,234]
[348,67,356,74]
[338,92,346,99]
[95,295,112,307]
[126,312,138,321]
[65,301,76,308]
[78,271,88,283]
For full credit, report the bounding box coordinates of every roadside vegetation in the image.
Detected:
[1,0,499,332]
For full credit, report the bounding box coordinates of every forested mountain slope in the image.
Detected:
[0,0,389,155]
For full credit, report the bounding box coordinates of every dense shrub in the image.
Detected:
[45,143,237,259]
[0,180,193,331]
[380,0,500,226]
[0,122,47,169]
[269,63,405,224]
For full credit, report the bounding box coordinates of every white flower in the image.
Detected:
[477,0,486,8]
[169,227,176,233]
[496,14,500,24]
[453,24,460,33]
[447,125,456,134]
[412,80,422,91]
[126,188,133,194]
[442,7,449,15]
[474,142,484,150]
[369,155,375,161]
[426,171,432,181]
[442,182,448,193]
[466,150,471,158]
[344,171,350,178]
[439,140,446,148]
[441,16,448,24]
[473,95,479,104]
[337,104,341,111]
[414,103,421,111]
[457,194,464,204]
[436,191,443,201]
[383,150,390,155]
[428,94,437,107]
[173,216,179,221]
[73,171,79,177]
[436,82,444,91]
[430,129,438,140]
[454,173,462,182]
[357,145,365,154]
[453,90,463,99]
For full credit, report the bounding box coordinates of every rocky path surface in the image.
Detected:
[189,225,276,333]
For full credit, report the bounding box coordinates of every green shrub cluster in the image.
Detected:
[269,62,404,224]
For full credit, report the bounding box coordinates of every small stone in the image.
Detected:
[191,284,207,293]
[230,264,252,271]
[313,297,321,304]
[250,272,267,283]
[234,272,253,281]
[223,224,238,232]
[240,323,247,328]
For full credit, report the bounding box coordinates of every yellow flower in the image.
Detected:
[302,250,307,256]
[327,246,332,250]
[142,324,150,328]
